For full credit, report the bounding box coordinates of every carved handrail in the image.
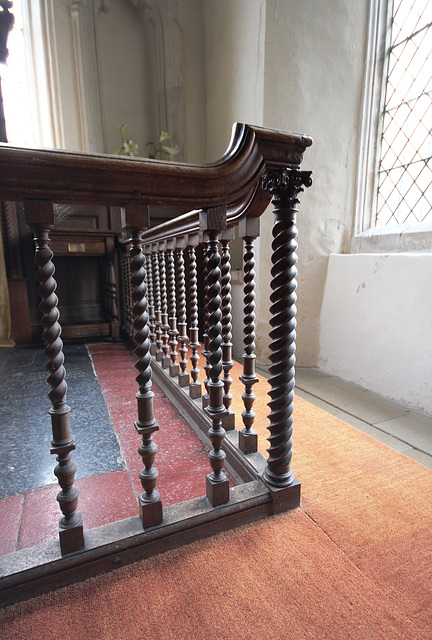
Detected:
[0,124,311,213]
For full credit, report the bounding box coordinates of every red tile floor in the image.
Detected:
[0,342,218,556]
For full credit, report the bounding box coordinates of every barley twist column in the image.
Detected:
[239,217,260,454]
[126,249,134,339]
[261,168,312,512]
[23,200,84,555]
[220,229,235,431]
[125,206,162,527]
[152,244,163,362]
[187,237,201,399]
[159,245,170,369]
[176,239,189,387]
[200,207,230,507]
[201,238,211,409]
[145,248,157,356]
[166,240,179,377]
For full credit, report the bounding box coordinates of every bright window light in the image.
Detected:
[1,0,37,147]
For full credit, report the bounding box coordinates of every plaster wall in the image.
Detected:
[319,254,432,415]
[203,0,266,161]
[203,0,266,359]
[175,0,207,163]
[42,0,207,161]
[255,0,369,367]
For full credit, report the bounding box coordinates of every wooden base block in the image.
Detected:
[238,429,258,454]
[206,474,230,507]
[8,279,32,345]
[150,343,157,356]
[268,477,301,514]
[139,492,163,528]
[202,394,209,409]
[156,350,163,362]
[189,381,201,399]
[221,409,235,431]
[162,355,170,369]
[59,514,84,555]
[111,321,120,341]
[169,363,180,377]
[178,371,189,387]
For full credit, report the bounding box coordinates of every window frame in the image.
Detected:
[351,0,432,253]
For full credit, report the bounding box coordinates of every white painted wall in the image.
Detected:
[203,0,266,360]
[203,0,266,161]
[320,254,432,414]
[255,0,369,367]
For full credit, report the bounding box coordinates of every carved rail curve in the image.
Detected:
[0,124,311,214]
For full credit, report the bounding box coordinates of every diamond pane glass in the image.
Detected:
[376,0,432,227]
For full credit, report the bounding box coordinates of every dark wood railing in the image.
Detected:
[0,123,312,604]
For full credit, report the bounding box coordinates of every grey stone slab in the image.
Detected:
[294,389,346,417]
[404,450,432,470]
[295,367,332,385]
[296,376,409,425]
[296,392,415,454]
[0,344,124,499]
[373,412,432,456]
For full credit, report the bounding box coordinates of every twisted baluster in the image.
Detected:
[119,249,129,336]
[166,244,179,377]
[200,207,229,507]
[130,232,162,527]
[153,248,163,362]
[188,243,201,399]
[126,250,134,339]
[201,240,211,409]
[220,234,235,430]
[176,245,189,387]
[25,204,84,555]
[159,248,170,368]
[239,234,259,454]
[106,255,119,340]
[262,169,312,495]
[145,249,157,355]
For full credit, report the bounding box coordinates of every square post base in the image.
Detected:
[202,394,209,409]
[238,429,258,454]
[221,409,235,431]
[150,343,157,356]
[206,474,230,507]
[59,513,84,555]
[162,355,170,369]
[267,477,301,514]
[139,492,163,528]
[189,381,201,399]
[169,363,179,377]
[178,371,189,387]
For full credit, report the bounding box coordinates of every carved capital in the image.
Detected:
[262,168,312,206]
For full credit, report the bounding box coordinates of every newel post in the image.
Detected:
[261,168,312,513]
[23,200,84,555]
[200,206,230,507]
[124,204,163,528]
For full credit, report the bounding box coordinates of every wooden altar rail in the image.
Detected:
[0,124,312,605]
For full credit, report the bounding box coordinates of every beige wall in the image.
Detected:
[203,0,266,161]
[257,0,369,366]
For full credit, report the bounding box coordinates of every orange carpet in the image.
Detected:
[1,355,431,639]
